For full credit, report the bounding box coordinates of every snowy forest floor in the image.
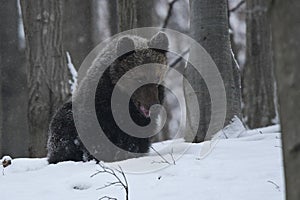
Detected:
[0,125,284,200]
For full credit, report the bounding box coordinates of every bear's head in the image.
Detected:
[111,32,169,118]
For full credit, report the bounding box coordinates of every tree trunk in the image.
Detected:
[108,0,118,36]
[0,0,29,157]
[242,0,276,129]
[20,0,70,157]
[271,0,300,199]
[63,0,94,69]
[117,0,137,32]
[136,0,158,28]
[0,45,2,157]
[185,0,242,142]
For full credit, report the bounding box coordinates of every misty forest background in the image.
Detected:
[0,0,299,199]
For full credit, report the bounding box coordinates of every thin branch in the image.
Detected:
[169,148,176,165]
[229,0,245,13]
[162,0,179,28]
[92,162,129,200]
[99,196,117,200]
[222,129,229,139]
[97,182,123,190]
[151,147,176,165]
[267,180,280,191]
[151,146,171,165]
[117,165,129,191]
[169,48,190,68]
[151,160,169,164]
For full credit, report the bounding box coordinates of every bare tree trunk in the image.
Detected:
[0,48,2,157]
[185,0,242,142]
[136,0,158,28]
[108,0,118,36]
[20,0,70,157]
[63,0,94,69]
[0,0,29,157]
[271,0,300,199]
[117,0,159,32]
[242,0,276,129]
[117,0,137,32]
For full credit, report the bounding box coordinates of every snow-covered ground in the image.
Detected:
[0,125,284,200]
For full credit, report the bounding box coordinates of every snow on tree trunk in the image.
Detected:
[185,0,242,142]
[242,0,276,129]
[20,0,70,157]
[271,0,300,199]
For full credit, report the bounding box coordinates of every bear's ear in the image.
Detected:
[117,36,135,57]
[148,32,169,51]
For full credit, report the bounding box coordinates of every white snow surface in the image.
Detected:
[0,125,284,200]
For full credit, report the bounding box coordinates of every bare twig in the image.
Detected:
[169,148,176,165]
[169,48,190,69]
[151,147,176,165]
[151,146,171,164]
[117,166,129,192]
[99,196,117,200]
[267,180,280,191]
[162,0,179,28]
[92,162,129,200]
[222,129,229,139]
[97,182,123,190]
[254,129,263,134]
[229,0,245,13]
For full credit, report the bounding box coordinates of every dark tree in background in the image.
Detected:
[185,0,241,142]
[20,0,70,157]
[242,0,276,129]
[118,0,137,32]
[63,0,94,70]
[0,45,2,156]
[107,0,118,36]
[271,0,300,199]
[117,0,159,32]
[136,0,158,28]
[0,0,29,157]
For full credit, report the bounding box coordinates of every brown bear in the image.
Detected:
[47,32,169,164]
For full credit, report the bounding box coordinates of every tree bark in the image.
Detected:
[185,0,242,142]
[271,0,300,199]
[63,0,94,69]
[108,0,118,36]
[0,45,2,157]
[0,0,29,157]
[117,0,137,32]
[20,0,70,157]
[242,0,276,129]
[117,0,159,32]
[136,0,158,28]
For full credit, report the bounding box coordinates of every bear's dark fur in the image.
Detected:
[47,101,93,164]
[47,32,169,164]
